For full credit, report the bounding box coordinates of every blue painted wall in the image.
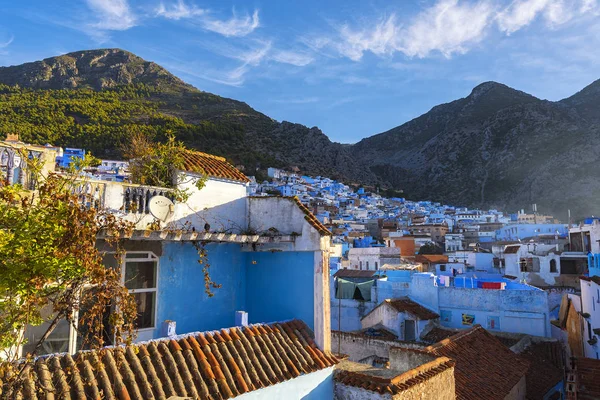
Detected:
[495,223,567,241]
[154,242,247,338]
[245,251,315,330]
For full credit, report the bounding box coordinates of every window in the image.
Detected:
[520,258,528,272]
[22,305,76,357]
[375,262,378,269]
[440,264,447,272]
[359,261,363,270]
[366,261,370,269]
[550,259,557,273]
[123,252,158,330]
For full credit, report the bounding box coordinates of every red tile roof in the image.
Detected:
[335,355,455,395]
[415,254,449,264]
[362,298,439,321]
[179,149,250,183]
[333,269,377,278]
[519,341,564,400]
[425,325,530,400]
[4,319,336,399]
[290,196,332,236]
[504,245,521,254]
[580,275,600,286]
[572,357,600,400]
[421,326,459,344]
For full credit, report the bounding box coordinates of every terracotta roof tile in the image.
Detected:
[504,245,521,254]
[361,298,439,322]
[333,269,377,278]
[4,319,336,399]
[421,327,458,344]
[572,357,600,400]
[179,149,250,183]
[425,325,530,400]
[415,254,449,264]
[290,196,332,236]
[519,341,564,400]
[335,355,455,395]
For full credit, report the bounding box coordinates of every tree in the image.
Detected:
[0,152,138,371]
[418,242,444,255]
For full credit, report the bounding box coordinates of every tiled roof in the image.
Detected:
[4,319,337,399]
[333,269,377,278]
[421,327,458,344]
[580,275,600,286]
[362,298,439,322]
[504,245,521,254]
[572,357,600,400]
[425,325,530,400]
[290,196,332,236]
[520,341,564,400]
[415,254,449,264]
[179,149,250,183]
[335,356,455,395]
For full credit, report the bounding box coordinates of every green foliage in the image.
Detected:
[418,242,444,255]
[0,83,281,174]
[0,154,137,364]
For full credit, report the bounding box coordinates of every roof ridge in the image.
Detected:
[182,148,227,162]
[11,319,338,399]
[426,325,485,350]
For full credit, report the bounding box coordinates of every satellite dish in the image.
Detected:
[148,195,174,222]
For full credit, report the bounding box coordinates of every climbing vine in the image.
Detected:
[0,151,139,392]
[192,241,222,297]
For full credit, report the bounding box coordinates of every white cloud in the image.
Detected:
[0,35,14,48]
[312,0,494,60]
[313,0,598,60]
[156,0,206,20]
[497,0,596,34]
[86,0,136,31]
[202,9,260,37]
[399,0,494,58]
[271,50,314,66]
[154,4,260,37]
[272,96,320,104]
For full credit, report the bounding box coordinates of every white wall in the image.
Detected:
[236,367,334,400]
[580,278,600,359]
[174,173,248,232]
[348,247,401,270]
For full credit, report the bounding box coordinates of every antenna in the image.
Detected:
[148,195,175,222]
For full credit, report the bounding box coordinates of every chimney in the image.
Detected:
[161,320,176,337]
[5,133,19,142]
[235,311,248,327]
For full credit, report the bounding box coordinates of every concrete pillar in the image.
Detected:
[314,246,331,353]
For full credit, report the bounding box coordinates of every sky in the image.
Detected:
[0,0,599,143]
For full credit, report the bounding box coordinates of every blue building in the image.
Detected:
[496,223,568,241]
[56,147,85,168]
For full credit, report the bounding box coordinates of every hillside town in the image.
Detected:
[2,135,600,399]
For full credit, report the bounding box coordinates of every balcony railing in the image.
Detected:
[73,180,175,215]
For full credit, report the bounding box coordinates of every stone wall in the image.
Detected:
[391,366,455,400]
[334,384,392,400]
[332,331,424,362]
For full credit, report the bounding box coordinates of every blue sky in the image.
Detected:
[0,0,599,143]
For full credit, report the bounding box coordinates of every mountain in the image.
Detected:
[0,49,375,184]
[0,48,599,218]
[353,81,600,219]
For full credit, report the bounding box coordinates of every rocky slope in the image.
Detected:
[1,48,599,218]
[353,81,600,218]
[0,49,376,184]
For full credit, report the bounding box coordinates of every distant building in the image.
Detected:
[56,147,85,168]
[348,247,401,271]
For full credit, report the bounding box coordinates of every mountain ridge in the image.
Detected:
[1,48,599,219]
